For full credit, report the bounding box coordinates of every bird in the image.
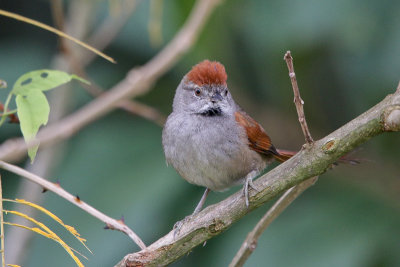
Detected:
[162,60,295,217]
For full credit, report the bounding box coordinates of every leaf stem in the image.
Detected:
[0,110,17,117]
[0,94,13,127]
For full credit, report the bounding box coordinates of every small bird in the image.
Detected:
[162,60,294,216]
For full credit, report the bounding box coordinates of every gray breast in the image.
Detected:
[162,112,266,191]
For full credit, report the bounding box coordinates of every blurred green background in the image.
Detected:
[1,0,400,266]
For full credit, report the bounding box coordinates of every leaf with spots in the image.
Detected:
[9,70,88,162]
[11,69,89,96]
[16,90,49,162]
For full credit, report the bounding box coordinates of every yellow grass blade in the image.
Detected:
[4,211,84,267]
[0,9,115,63]
[7,264,21,267]
[4,222,55,240]
[3,222,88,260]
[4,199,90,253]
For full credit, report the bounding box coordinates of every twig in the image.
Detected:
[0,0,221,163]
[284,51,313,144]
[229,177,318,267]
[0,175,5,267]
[116,85,400,266]
[0,160,146,249]
[230,51,317,267]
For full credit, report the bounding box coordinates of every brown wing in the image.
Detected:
[235,110,279,156]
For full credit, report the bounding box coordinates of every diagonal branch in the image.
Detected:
[0,160,146,250]
[229,176,318,267]
[116,86,400,267]
[0,0,223,163]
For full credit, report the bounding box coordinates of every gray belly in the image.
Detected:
[162,113,266,191]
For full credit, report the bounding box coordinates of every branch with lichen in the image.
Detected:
[115,84,400,266]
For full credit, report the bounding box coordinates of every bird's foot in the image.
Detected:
[173,188,211,238]
[242,172,261,208]
[173,215,192,238]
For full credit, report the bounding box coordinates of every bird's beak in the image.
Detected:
[210,91,223,102]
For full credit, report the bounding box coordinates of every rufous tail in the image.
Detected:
[273,149,297,162]
[273,149,360,165]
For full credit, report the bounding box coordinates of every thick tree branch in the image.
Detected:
[0,0,223,163]
[116,87,400,266]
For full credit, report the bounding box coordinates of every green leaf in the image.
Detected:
[16,90,50,162]
[12,70,89,96]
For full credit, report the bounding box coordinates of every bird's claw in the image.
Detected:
[243,175,261,208]
[173,215,192,238]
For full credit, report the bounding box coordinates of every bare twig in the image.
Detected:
[0,0,222,163]
[229,177,318,267]
[116,85,400,267]
[284,51,313,144]
[0,160,146,250]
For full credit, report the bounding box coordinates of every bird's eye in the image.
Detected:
[194,88,201,96]
[224,89,228,96]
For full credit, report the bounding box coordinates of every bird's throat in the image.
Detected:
[200,107,222,116]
